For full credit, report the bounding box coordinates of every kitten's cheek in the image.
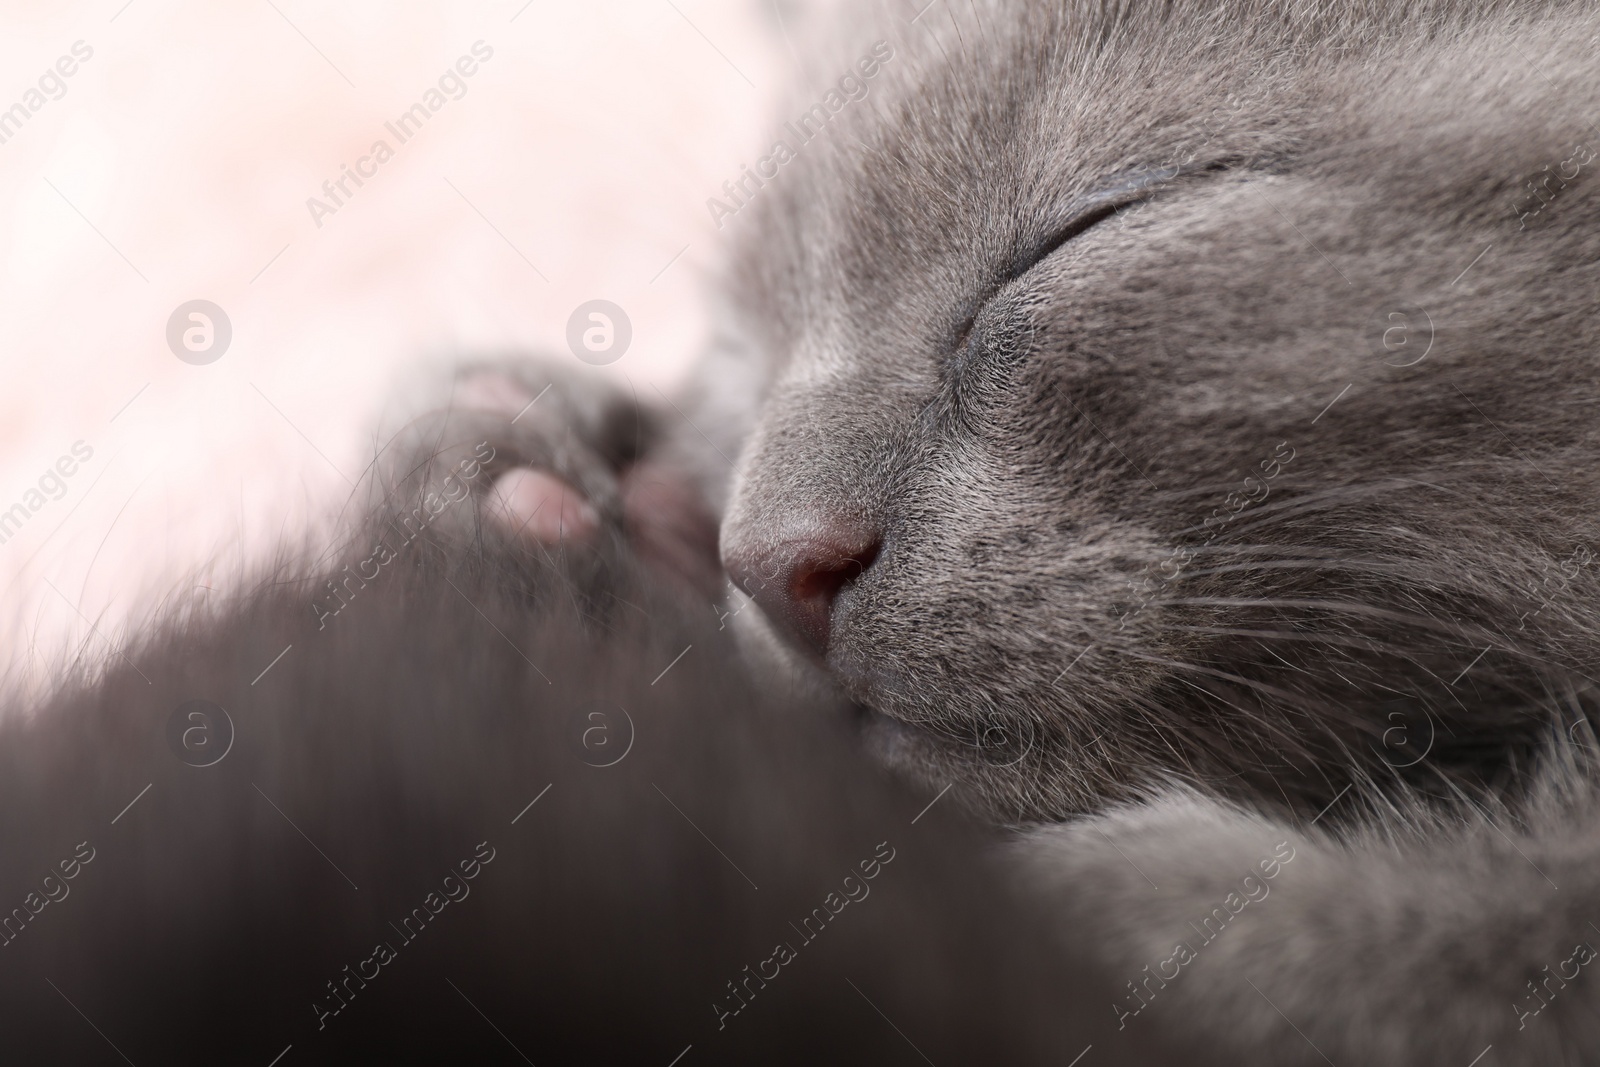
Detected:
[486,467,600,545]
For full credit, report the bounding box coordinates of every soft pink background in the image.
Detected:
[0,0,860,698]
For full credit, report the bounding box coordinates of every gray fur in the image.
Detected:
[5,2,1594,1060]
[681,0,1600,1061]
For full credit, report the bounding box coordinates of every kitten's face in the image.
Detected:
[718,1,1600,821]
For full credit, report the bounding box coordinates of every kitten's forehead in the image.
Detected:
[731,4,1258,354]
[733,0,1592,357]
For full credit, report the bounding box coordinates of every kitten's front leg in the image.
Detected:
[1013,792,1595,1066]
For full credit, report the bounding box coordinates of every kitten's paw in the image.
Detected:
[389,360,721,594]
[452,368,607,547]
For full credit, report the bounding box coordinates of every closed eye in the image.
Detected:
[948,160,1238,364]
[948,165,1184,357]
[1005,163,1183,282]
[1006,198,1130,281]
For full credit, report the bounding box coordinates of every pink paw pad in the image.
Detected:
[487,467,599,545]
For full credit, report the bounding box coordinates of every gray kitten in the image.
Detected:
[7,0,1596,1062]
[528,0,1600,1061]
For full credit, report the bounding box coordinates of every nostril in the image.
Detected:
[789,541,878,616]
[726,528,881,657]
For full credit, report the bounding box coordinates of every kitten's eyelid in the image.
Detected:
[956,168,1175,353]
[1017,158,1237,278]
[953,160,1233,360]
[1010,198,1132,280]
[950,186,1141,356]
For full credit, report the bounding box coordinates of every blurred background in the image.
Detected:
[0,0,864,698]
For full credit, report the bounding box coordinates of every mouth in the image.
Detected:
[826,639,902,698]
[844,667,1046,772]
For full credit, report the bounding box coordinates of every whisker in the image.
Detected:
[1113,646,1320,704]
[1145,596,1501,642]
[1162,477,1470,540]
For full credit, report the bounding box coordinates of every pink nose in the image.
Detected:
[724,525,881,655]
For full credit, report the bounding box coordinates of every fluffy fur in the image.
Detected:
[0,484,1196,1064]
[9,1,1600,1063]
